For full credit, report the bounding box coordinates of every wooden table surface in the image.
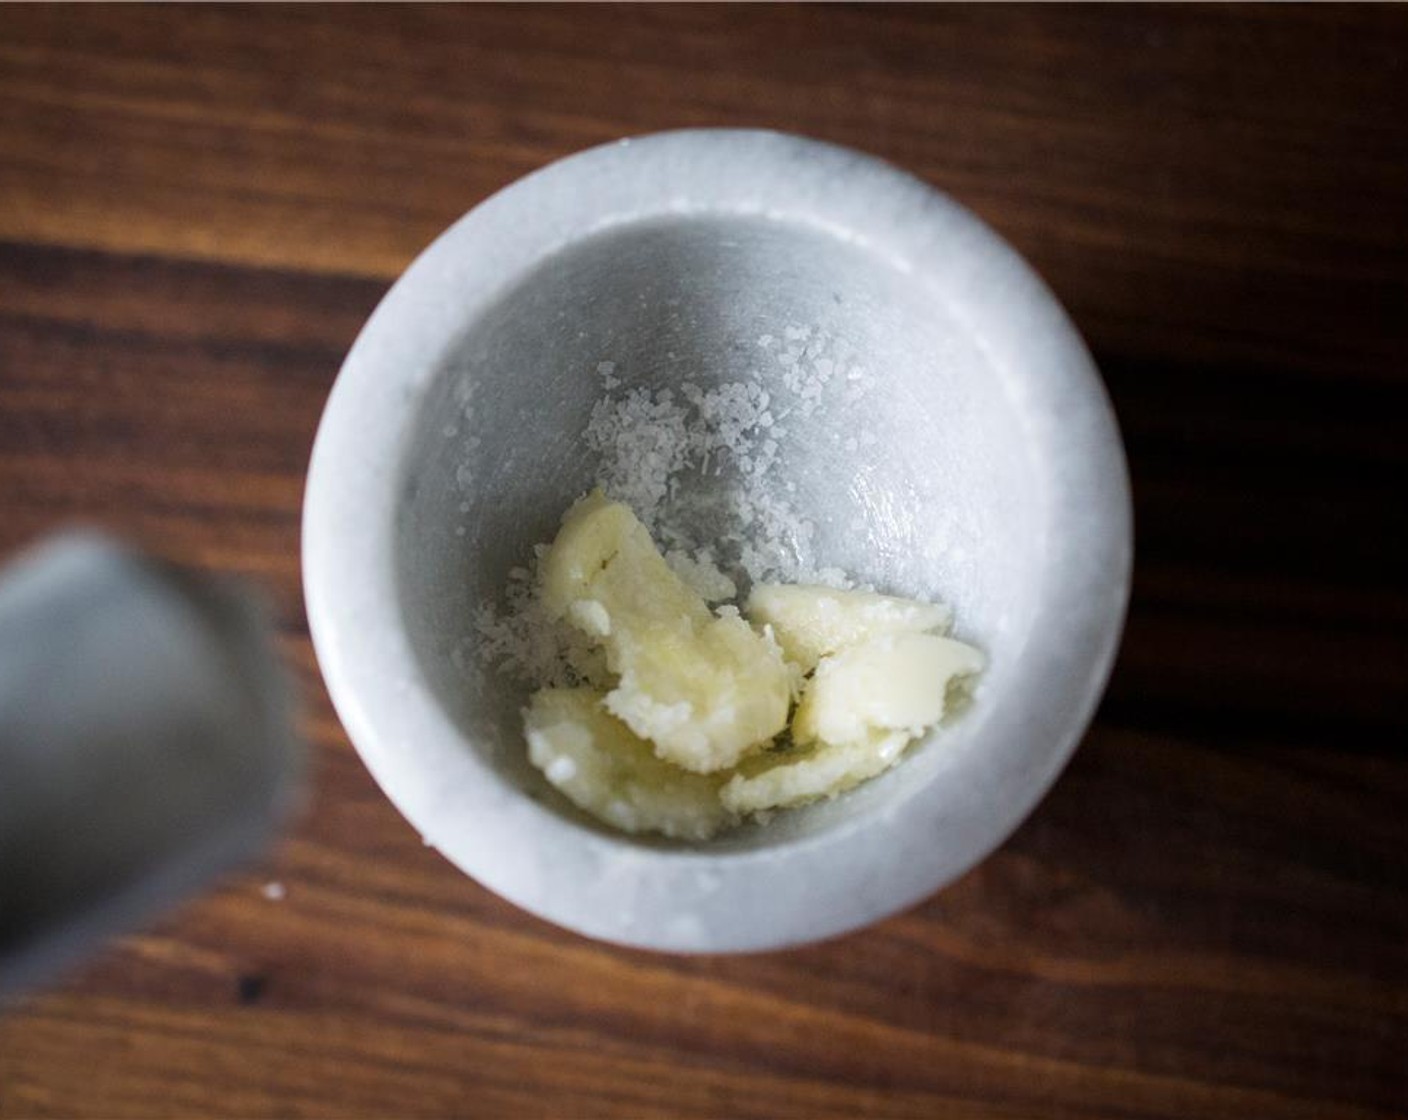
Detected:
[2,5,1406,1117]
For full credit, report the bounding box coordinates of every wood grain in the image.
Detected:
[1,6,1406,1118]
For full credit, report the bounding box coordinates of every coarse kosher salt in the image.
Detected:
[473,325,870,686]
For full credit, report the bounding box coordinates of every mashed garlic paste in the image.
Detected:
[518,491,983,839]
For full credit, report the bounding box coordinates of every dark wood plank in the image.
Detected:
[1,5,1406,379]
[1,6,1406,1119]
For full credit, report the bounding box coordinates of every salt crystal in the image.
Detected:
[261,881,286,902]
[472,322,870,685]
[546,756,578,783]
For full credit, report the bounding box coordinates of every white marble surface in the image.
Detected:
[302,129,1132,951]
